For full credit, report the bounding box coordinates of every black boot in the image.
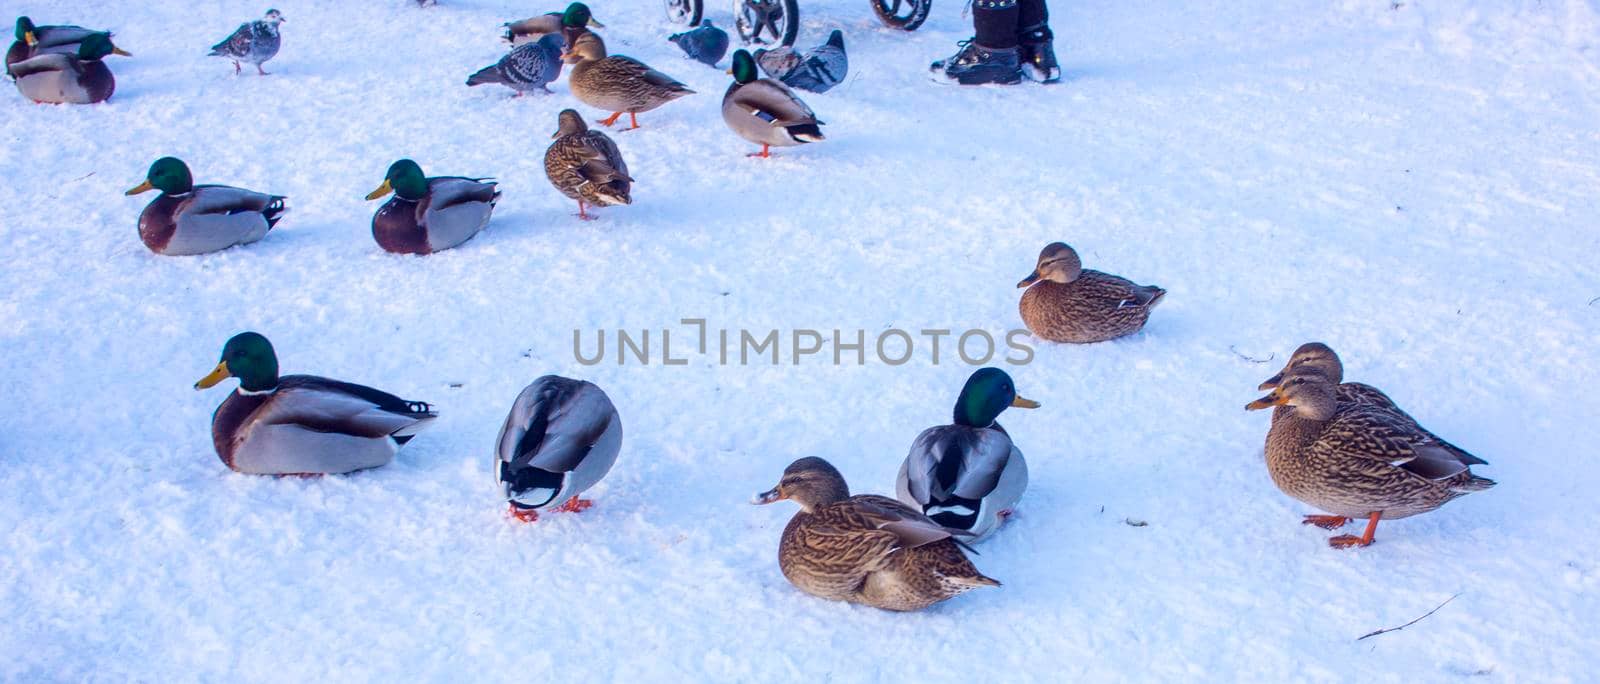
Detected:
[934,41,1022,85]
[931,0,1021,85]
[1019,24,1060,83]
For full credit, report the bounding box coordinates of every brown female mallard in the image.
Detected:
[563,31,693,130]
[1017,242,1165,343]
[1246,373,1494,548]
[753,457,999,612]
[544,108,631,220]
[1257,342,1489,467]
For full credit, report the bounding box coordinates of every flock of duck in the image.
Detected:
[14,5,1495,613]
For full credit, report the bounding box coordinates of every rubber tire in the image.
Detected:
[666,0,703,26]
[732,0,800,47]
[873,0,931,31]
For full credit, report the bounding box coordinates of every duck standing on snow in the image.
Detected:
[1018,242,1165,344]
[125,157,287,255]
[209,9,283,75]
[365,159,499,255]
[668,20,728,68]
[896,368,1039,542]
[7,16,129,71]
[502,2,603,46]
[754,457,1000,612]
[753,29,846,94]
[466,33,563,95]
[1258,342,1492,472]
[496,376,623,523]
[564,31,694,130]
[195,332,438,476]
[544,108,632,220]
[1246,373,1495,548]
[9,31,116,103]
[722,49,824,158]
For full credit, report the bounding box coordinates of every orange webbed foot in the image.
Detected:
[598,111,623,127]
[556,497,594,513]
[1302,515,1351,530]
[508,503,540,523]
[1327,534,1371,549]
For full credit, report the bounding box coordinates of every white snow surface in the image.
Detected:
[3,0,1600,680]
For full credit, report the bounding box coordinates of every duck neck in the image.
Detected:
[1265,409,1326,459]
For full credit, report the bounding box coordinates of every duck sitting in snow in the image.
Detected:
[1246,372,1495,548]
[896,368,1039,542]
[496,376,623,523]
[668,20,728,68]
[466,33,563,95]
[365,159,499,255]
[9,31,116,103]
[721,49,824,158]
[195,332,437,475]
[754,457,1000,612]
[7,16,129,71]
[502,2,603,46]
[208,9,283,75]
[1018,242,1165,344]
[564,30,694,130]
[544,108,632,220]
[125,156,287,256]
[753,29,847,94]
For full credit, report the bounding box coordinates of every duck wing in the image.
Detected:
[496,376,621,506]
[902,425,1012,516]
[727,78,821,126]
[260,375,436,439]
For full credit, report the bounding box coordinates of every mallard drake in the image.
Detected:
[752,29,846,93]
[895,368,1039,542]
[125,157,286,256]
[194,332,437,475]
[9,31,115,104]
[564,31,694,130]
[502,2,603,46]
[1246,373,1495,548]
[7,16,129,70]
[722,49,824,158]
[209,9,283,75]
[1258,342,1489,466]
[364,159,499,255]
[669,20,729,68]
[1017,242,1165,344]
[467,33,563,95]
[754,457,1000,611]
[496,376,623,523]
[544,108,632,220]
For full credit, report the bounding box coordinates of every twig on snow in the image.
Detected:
[1588,296,1598,306]
[71,171,96,182]
[1357,593,1461,641]
[1229,345,1275,364]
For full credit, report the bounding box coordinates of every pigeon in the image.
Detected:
[466,34,564,95]
[753,29,847,94]
[208,9,283,75]
[668,20,729,68]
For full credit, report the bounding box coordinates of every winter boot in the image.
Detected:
[932,0,1022,85]
[1019,24,1060,83]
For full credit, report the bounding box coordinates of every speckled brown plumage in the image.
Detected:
[544,109,631,217]
[564,32,693,127]
[1249,374,1494,546]
[1017,243,1164,344]
[757,457,998,612]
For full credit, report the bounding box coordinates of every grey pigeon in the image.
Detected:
[668,20,729,68]
[754,29,846,93]
[466,34,563,95]
[209,9,283,75]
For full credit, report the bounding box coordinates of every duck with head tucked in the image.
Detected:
[126,157,287,256]
[544,108,632,220]
[755,457,1000,611]
[195,332,438,476]
[563,30,694,130]
[502,2,603,46]
[896,368,1039,542]
[365,159,499,255]
[1246,372,1494,548]
[7,16,129,70]
[496,376,623,523]
[9,31,116,103]
[1018,242,1165,344]
[1257,342,1488,468]
[722,49,825,158]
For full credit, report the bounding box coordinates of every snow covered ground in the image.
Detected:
[3,0,1599,680]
